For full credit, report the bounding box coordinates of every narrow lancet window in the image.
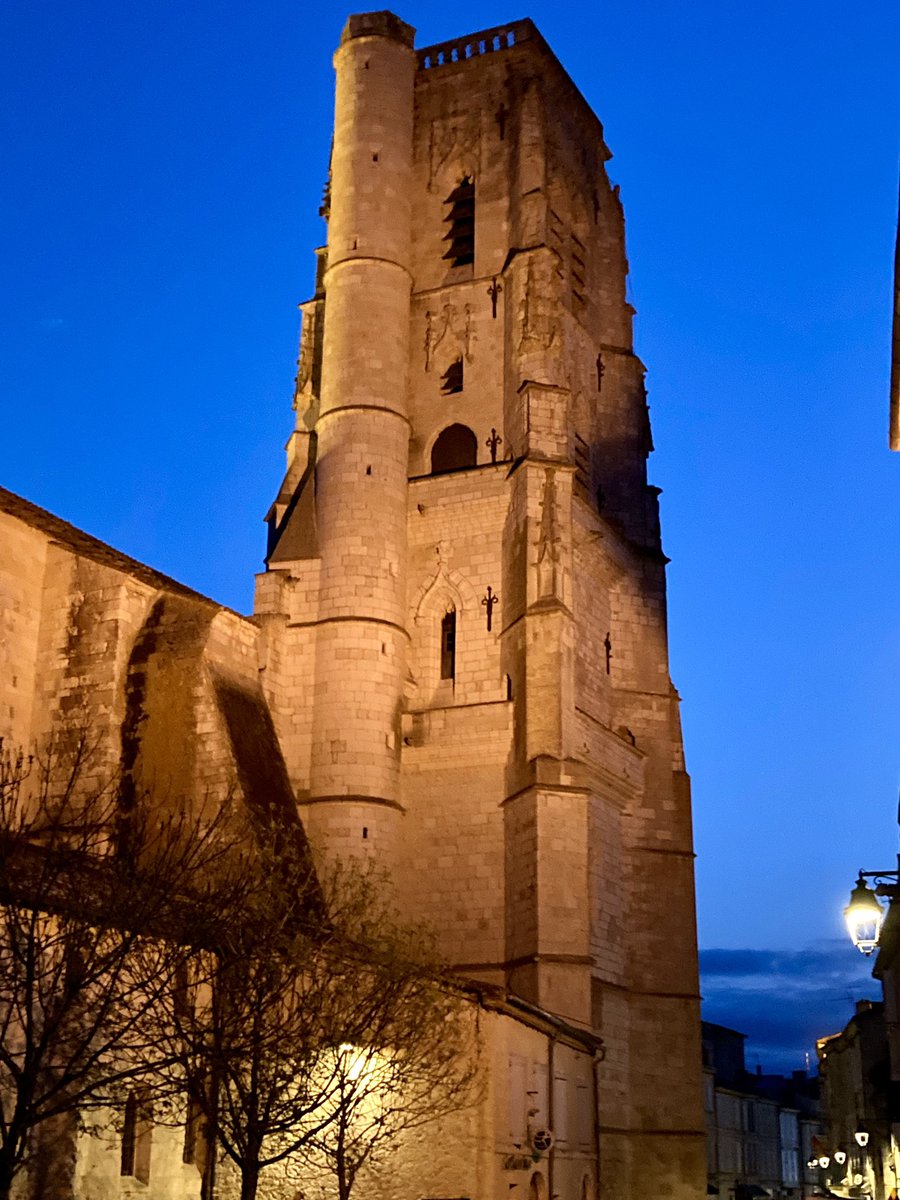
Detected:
[440,609,457,680]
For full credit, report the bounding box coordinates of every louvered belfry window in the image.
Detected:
[443,176,475,266]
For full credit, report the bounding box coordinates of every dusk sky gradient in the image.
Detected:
[2,0,898,1073]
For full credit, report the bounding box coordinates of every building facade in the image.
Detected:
[702,1022,821,1200]
[818,999,899,1200]
[0,11,705,1199]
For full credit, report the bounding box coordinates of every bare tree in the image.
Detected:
[0,731,239,1200]
[302,965,480,1200]
[166,836,479,1200]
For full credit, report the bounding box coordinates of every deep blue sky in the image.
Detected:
[2,0,898,1072]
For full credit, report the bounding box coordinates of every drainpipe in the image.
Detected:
[548,1035,556,1199]
[592,1050,603,1199]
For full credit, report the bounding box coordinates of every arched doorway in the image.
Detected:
[431,423,477,474]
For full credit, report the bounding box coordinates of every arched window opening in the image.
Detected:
[440,609,457,680]
[431,424,477,475]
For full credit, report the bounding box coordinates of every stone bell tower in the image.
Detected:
[257,12,705,1200]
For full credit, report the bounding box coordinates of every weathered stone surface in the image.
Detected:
[0,11,704,1200]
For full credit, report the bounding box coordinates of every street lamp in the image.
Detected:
[855,1126,870,1149]
[819,1156,831,1169]
[845,870,900,955]
[835,1150,848,1166]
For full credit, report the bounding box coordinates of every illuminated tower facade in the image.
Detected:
[257,12,705,1199]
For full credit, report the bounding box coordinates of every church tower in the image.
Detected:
[257,13,705,1199]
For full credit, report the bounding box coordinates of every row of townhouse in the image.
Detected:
[703,1022,823,1200]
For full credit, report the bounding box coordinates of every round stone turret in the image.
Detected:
[306,11,416,860]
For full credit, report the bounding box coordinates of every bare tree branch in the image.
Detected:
[158,832,480,1200]
[0,730,244,1200]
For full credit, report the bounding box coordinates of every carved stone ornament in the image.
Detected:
[518,258,559,354]
[411,541,478,627]
[294,310,315,401]
[424,301,475,371]
[463,303,475,362]
[536,467,561,598]
[428,113,481,191]
[504,1154,536,1171]
[425,304,451,371]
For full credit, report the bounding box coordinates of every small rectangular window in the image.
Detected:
[121,1095,135,1177]
[121,1090,153,1184]
[183,1093,207,1172]
[508,1053,527,1143]
[440,610,456,680]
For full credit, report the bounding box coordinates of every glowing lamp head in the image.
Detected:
[834,1150,847,1165]
[845,877,884,955]
[819,1156,831,1169]
[855,1127,870,1148]
[807,1158,819,1170]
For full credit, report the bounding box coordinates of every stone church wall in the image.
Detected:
[0,487,273,824]
[0,9,707,1200]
